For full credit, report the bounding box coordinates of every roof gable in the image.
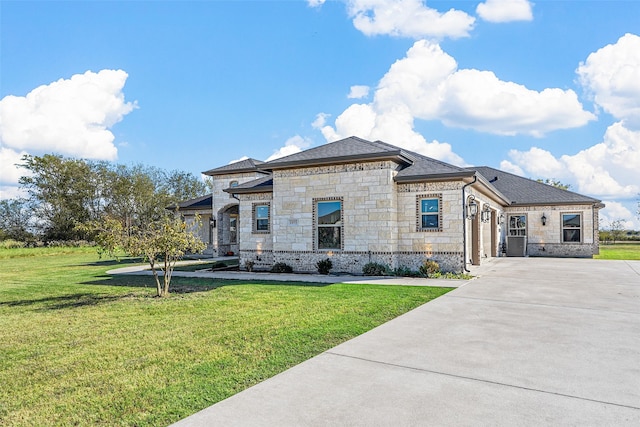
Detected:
[203,158,265,176]
[263,136,414,169]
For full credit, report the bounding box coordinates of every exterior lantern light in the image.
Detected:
[210,218,217,228]
[466,195,478,219]
[481,204,492,223]
[499,213,505,225]
[541,214,547,226]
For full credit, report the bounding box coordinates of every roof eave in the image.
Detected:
[394,170,476,183]
[203,168,269,177]
[222,186,273,194]
[509,200,601,207]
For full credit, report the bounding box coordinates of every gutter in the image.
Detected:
[461,175,477,273]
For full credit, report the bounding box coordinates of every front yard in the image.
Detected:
[0,247,451,426]
[595,242,640,260]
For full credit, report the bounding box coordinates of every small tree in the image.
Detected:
[609,219,626,244]
[88,213,206,297]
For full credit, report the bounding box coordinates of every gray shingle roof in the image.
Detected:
[263,136,471,180]
[223,175,273,194]
[263,136,414,169]
[202,158,265,176]
[201,137,600,206]
[166,194,212,210]
[470,166,600,205]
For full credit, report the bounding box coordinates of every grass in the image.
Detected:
[0,247,452,426]
[595,242,640,260]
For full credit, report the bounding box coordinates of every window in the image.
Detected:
[562,213,581,242]
[421,199,439,229]
[253,203,270,233]
[416,194,442,232]
[508,215,526,236]
[229,180,239,188]
[316,200,342,250]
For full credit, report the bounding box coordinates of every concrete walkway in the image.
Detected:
[170,257,640,426]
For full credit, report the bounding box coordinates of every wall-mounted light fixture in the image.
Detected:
[210,218,217,228]
[466,195,478,219]
[541,214,547,226]
[499,213,505,225]
[481,204,492,223]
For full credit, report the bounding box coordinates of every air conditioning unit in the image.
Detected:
[507,236,527,257]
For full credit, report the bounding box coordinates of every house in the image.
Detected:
[167,194,214,255]
[201,136,604,273]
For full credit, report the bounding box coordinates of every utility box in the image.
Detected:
[507,236,527,257]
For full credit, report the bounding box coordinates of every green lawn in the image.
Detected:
[0,247,451,426]
[595,242,640,260]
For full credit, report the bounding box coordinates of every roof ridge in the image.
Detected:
[375,139,466,172]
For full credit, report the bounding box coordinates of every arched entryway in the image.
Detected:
[217,204,239,256]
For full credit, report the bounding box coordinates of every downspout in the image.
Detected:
[461,175,477,272]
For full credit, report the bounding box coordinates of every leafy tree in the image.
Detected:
[536,178,571,190]
[86,213,206,297]
[17,154,208,241]
[609,219,626,244]
[163,170,208,204]
[18,154,102,240]
[0,199,35,241]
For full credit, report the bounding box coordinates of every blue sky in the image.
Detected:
[1,0,639,228]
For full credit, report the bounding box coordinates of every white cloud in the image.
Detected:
[265,135,313,161]
[0,185,27,200]
[373,41,594,136]
[0,146,30,187]
[506,146,564,178]
[348,85,370,99]
[307,0,326,8]
[319,102,467,166]
[577,33,640,129]
[498,160,524,176]
[346,0,475,40]
[599,201,636,230]
[319,40,594,164]
[476,0,533,23]
[228,155,249,164]
[503,122,640,200]
[312,113,331,129]
[0,69,136,161]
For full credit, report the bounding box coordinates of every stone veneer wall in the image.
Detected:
[210,171,268,256]
[395,181,466,272]
[269,161,399,273]
[237,163,473,274]
[505,204,598,258]
[237,193,274,271]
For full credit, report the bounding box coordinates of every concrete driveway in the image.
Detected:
[172,258,640,426]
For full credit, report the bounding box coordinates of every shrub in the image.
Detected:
[211,261,228,269]
[0,239,26,249]
[362,262,389,276]
[316,258,333,275]
[270,262,293,273]
[419,260,440,277]
[392,266,422,277]
[244,260,255,272]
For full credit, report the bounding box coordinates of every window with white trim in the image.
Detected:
[253,203,270,233]
[562,213,581,242]
[416,194,442,232]
[316,200,342,250]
